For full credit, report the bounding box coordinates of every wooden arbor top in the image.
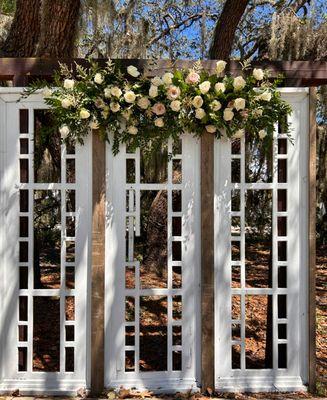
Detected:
[0,58,326,86]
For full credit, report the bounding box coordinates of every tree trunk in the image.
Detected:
[36,0,81,57]
[209,0,249,59]
[0,0,41,57]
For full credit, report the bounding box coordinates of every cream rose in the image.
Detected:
[195,108,206,120]
[234,129,245,138]
[211,100,222,111]
[94,73,104,84]
[149,85,158,98]
[167,85,181,100]
[61,98,72,108]
[234,98,246,111]
[63,79,75,89]
[192,95,204,109]
[253,68,264,81]
[185,71,200,84]
[162,72,174,86]
[260,91,272,101]
[233,76,246,91]
[110,86,122,98]
[152,102,166,115]
[127,65,140,77]
[137,97,150,109]
[170,100,181,112]
[253,108,263,117]
[205,125,217,133]
[127,126,138,135]
[154,118,164,127]
[104,88,111,98]
[80,108,90,119]
[215,82,226,93]
[223,108,234,121]
[122,110,132,120]
[110,102,120,113]
[59,125,70,139]
[43,87,52,98]
[259,129,267,139]
[216,60,227,74]
[124,90,136,103]
[151,76,163,86]
[199,80,211,94]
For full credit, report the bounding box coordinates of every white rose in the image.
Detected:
[215,82,226,93]
[94,73,104,84]
[124,90,136,103]
[149,85,158,98]
[253,68,264,81]
[211,100,222,111]
[216,60,227,74]
[152,102,166,115]
[137,97,150,109]
[192,95,203,109]
[199,80,211,94]
[127,125,138,135]
[170,100,181,112]
[260,91,272,101]
[80,108,90,119]
[63,79,75,89]
[253,108,263,117]
[110,102,120,113]
[59,125,70,139]
[42,87,52,98]
[61,98,72,108]
[162,72,174,86]
[195,108,206,120]
[234,98,246,111]
[127,65,140,78]
[259,129,267,139]
[223,108,234,121]
[154,118,164,127]
[185,71,200,84]
[167,85,181,100]
[110,86,122,98]
[89,119,99,130]
[233,76,246,91]
[234,129,245,138]
[205,125,217,133]
[104,88,111,98]
[151,76,163,86]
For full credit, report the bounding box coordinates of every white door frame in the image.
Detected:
[0,90,92,395]
[105,135,201,392]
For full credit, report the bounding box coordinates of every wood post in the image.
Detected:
[201,131,215,391]
[308,87,317,393]
[91,132,106,396]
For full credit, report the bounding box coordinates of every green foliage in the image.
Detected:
[24,59,292,156]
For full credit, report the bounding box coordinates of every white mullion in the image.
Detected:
[240,136,246,370]
[272,122,279,370]
[167,146,173,372]
[134,148,140,372]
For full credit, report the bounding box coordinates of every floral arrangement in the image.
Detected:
[26,59,292,154]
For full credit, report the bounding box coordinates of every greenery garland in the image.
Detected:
[26,59,292,155]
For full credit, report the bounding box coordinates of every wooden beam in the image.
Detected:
[91,131,105,396]
[0,58,327,86]
[201,131,215,391]
[308,87,317,393]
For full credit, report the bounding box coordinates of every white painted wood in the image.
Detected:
[214,88,309,392]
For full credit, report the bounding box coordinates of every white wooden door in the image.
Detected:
[0,90,91,394]
[214,88,309,392]
[105,135,201,392]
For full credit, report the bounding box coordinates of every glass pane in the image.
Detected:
[245,295,273,369]
[172,159,182,184]
[231,295,241,320]
[66,190,75,212]
[18,347,27,371]
[232,344,241,369]
[20,190,29,212]
[19,267,28,289]
[231,159,240,183]
[66,159,76,183]
[34,190,61,289]
[34,110,61,183]
[245,135,272,183]
[125,326,135,346]
[20,138,29,154]
[172,350,182,371]
[137,190,168,289]
[245,190,272,288]
[125,350,135,372]
[231,189,240,211]
[140,295,167,371]
[65,347,74,372]
[33,296,60,371]
[65,326,75,341]
[231,139,241,155]
[19,109,29,134]
[126,158,135,184]
[20,159,29,183]
[65,296,75,321]
[140,145,168,183]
